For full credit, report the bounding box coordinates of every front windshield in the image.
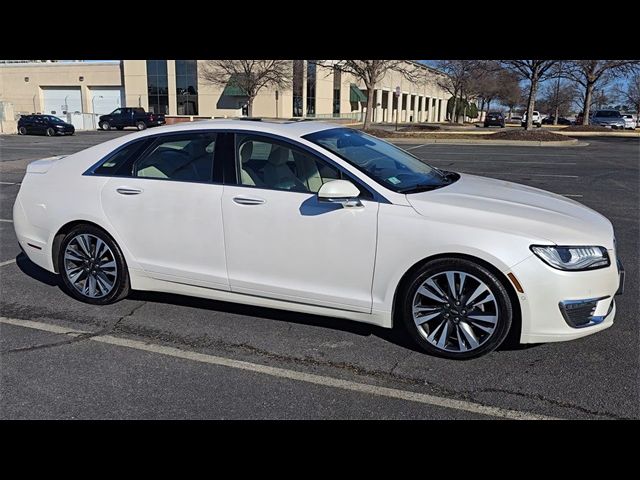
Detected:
[304,128,454,193]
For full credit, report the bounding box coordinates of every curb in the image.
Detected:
[555,131,639,137]
[385,138,588,147]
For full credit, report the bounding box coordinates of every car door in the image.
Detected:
[100,131,229,290]
[110,108,124,127]
[221,133,379,313]
[33,117,46,134]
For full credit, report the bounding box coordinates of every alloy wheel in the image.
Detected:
[412,270,499,353]
[63,233,118,298]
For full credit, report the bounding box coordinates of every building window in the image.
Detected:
[333,67,341,117]
[306,60,316,117]
[292,60,304,117]
[176,60,198,115]
[147,60,169,115]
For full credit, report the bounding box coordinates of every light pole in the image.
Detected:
[394,86,401,132]
[92,95,103,130]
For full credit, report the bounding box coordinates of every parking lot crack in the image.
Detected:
[0,301,147,355]
[459,387,628,420]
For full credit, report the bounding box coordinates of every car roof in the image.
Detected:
[129,119,348,139]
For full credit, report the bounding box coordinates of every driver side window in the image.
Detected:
[134,133,217,183]
[235,134,340,193]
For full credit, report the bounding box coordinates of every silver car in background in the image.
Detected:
[591,110,626,129]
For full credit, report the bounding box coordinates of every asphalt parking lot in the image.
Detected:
[0,130,638,419]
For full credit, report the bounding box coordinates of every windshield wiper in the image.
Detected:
[397,183,441,193]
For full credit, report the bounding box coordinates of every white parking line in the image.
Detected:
[412,151,578,157]
[0,259,16,267]
[0,182,20,186]
[404,144,427,151]
[0,316,557,420]
[430,160,577,165]
[562,194,583,198]
[0,219,14,223]
[467,172,579,178]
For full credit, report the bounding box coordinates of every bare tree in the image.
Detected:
[562,60,640,125]
[321,60,423,129]
[614,73,640,126]
[436,60,481,124]
[200,60,292,117]
[538,80,578,123]
[500,60,560,129]
[496,73,524,119]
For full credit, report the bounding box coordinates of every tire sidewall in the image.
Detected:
[101,121,110,131]
[57,225,129,305]
[401,258,513,360]
[18,126,27,135]
[136,121,146,131]
[46,127,55,136]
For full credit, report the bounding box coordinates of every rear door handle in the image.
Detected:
[116,187,143,195]
[233,196,265,206]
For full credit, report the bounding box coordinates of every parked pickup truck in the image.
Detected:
[98,107,165,131]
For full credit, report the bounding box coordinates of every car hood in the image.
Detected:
[406,173,614,248]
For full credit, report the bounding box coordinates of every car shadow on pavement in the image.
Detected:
[16,252,59,287]
[128,290,426,353]
[15,253,538,355]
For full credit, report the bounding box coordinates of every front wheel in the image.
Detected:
[100,121,110,131]
[136,121,147,131]
[400,258,513,359]
[58,225,130,305]
[45,127,55,136]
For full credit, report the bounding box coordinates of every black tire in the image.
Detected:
[136,121,147,131]
[400,258,513,360]
[45,127,55,137]
[116,126,124,130]
[100,121,110,131]
[57,224,130,305]
[18,126,27,135]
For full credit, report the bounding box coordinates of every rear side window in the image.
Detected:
[134,133,217,183]
[92,139,151,176]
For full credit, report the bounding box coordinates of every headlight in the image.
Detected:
[55,124,65,128]
[530,245,610,271]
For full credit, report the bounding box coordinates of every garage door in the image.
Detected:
[90,87,124,114]
[42,87,84,130]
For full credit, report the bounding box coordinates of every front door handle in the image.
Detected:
[116,187,143,195]
[233,196,265,206]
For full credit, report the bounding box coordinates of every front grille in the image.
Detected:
[559,296,611,328]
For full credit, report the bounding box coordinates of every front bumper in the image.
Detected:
[510,253,621,343]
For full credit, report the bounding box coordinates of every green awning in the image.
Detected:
[350,84,367,102]
[222,75,248,96]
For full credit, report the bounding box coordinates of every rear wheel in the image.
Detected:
[100,121,110,131]
[400,258,513,360]
[58,224,130,305]
[18,126,27,135]
[136,121,147,131]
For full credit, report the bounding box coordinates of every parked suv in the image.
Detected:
[484,111,505,128]
[622,114,637,130]
[590,110,625,129]
[98,107,166,131]
[17,115,75,136]
[521,111,542,127]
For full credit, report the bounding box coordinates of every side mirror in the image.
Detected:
[317,180,363,208]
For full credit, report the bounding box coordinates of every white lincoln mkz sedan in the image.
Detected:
[13,120,624,359]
